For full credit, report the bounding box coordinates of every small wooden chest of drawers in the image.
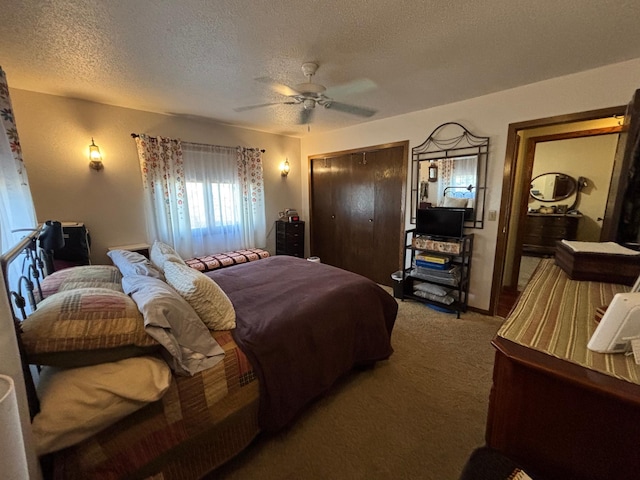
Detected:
[522,213,581,255]
[276,220,305,257]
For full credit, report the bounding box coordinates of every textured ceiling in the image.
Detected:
[2,0,640,137]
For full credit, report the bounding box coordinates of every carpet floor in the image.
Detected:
[208,291,504,480]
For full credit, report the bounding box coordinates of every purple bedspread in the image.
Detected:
[207,256,397,431]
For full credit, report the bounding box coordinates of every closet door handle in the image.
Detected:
[331,215,335,219]
[368,218,373,223]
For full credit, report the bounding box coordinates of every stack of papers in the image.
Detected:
[560,240,640,256]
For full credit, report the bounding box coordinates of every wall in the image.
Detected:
[301,58,640,311]
[9,90,302,264]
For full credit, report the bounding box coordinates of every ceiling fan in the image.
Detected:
[234,62,377,125]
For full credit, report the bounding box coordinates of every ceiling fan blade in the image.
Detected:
[234,101,298,113]
[327,101,377,118]
[324,78,377,98]
[255,77,300,97]
[234,102,285,112]
[298,107,315,125]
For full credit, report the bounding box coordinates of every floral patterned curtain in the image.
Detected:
[436,158,455,204]
[0,66,40,480]
[134,134,193,258]
[134,136,267,257]
[236,147,266,248]
[0,68,27,181]
[0,65,37,256]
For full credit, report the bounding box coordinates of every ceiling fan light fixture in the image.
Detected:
[303,98,316,110]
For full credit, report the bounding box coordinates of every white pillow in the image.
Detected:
[122,275,226,375]
[149,241,184,272]
[442,196,469,208]
[107,249,164,279]
[163,261,236,330]
[32,356,171,455]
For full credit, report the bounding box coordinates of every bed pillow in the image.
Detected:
[32,355,171,455]
[442,196,469,208]
[40,265,123,298]
[163,261,236,330]
[149,240,184,272]
[122,275,225,375]
[20,288,159,367]
[107,249,164,280]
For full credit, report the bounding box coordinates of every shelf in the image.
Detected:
[400,291,468,314]
[400,229,474,318]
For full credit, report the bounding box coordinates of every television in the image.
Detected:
[416,208,465,239]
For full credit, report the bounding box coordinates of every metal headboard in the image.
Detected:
[1,229,46,418]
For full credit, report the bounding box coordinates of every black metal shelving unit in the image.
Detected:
[401,229,473,318]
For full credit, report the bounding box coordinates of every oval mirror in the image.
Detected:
[529,172,577,202]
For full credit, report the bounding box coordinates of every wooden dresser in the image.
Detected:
[486,259,640,479]
[522,213,581,255]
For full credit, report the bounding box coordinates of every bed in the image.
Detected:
[1,233,397,479]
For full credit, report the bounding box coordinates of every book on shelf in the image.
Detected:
[415,253,451,264]
[415,259,450,270]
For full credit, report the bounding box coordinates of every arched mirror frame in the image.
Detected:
[411,122,489,229]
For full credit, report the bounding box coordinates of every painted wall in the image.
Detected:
[301,58,640,311]
[9,89,302,264]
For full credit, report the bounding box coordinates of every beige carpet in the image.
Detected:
[208,291,504,480]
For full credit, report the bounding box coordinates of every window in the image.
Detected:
[135,136,265,258]
[186,181,241,230]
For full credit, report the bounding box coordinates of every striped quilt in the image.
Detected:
[498,258,639,385]
[51,331,260,480]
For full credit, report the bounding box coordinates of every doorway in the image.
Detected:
[491,106,626,317]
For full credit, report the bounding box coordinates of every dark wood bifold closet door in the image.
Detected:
[310,143,407,286]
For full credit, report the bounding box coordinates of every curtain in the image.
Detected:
[436,158,455,202]
[134,135,193,258]
[0,66,41,480]
[0,66,38,287]
[135,136,266,258]
[236,147,266,249]
[182,143,239,255]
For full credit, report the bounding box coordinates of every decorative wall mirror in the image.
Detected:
[411,122,489,229]
[529,172,577,202]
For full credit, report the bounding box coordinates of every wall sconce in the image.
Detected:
[280,158,290,177]
[428,162,438,182]
[89,138,104,171]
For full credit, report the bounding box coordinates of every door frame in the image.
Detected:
[490,106,626,315]
[508,126,622,289]
[308,140,409,282]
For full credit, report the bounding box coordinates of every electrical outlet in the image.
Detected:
[488,210,497,221]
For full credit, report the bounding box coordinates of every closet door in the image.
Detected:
[310,143,406,286]
[310,154,349,268]
[343,152,375,280]
[369,145,405,285]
